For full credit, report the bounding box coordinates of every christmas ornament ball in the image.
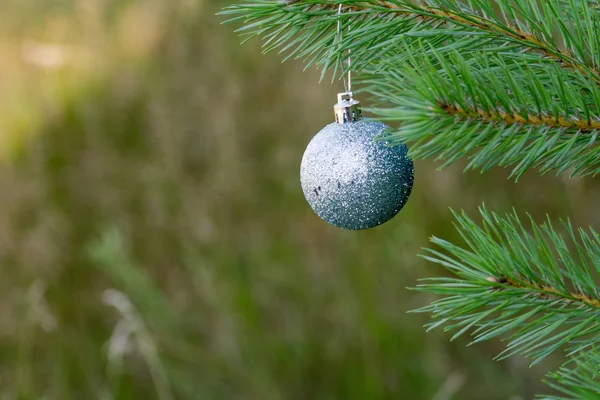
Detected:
[300,119,414,230]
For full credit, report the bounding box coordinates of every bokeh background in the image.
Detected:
[1,0,599,399]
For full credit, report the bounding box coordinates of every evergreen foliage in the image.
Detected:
[222,0,600,178]
[415,208,600,397]
[223,0,600,397]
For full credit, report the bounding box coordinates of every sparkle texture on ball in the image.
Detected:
[300,120,414,230]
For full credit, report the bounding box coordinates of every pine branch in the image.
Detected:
[491,276,600,310]
[367,49,600,178]
[415,0,600,85]
[222,1,600,84]
[543,348,600,399]
[224,1,600,177]
[440,103,600,133]
[413,207,600,366]
[377,0,600,84]
[220,1,452,80]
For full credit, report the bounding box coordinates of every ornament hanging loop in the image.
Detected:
[337,3,352,93]
[334,3,361,124]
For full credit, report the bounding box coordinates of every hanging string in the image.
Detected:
[337,3,352,93]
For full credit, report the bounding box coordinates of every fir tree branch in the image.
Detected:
[413,207,600,365]
[417,3,600,86]
[368,49,600,178]
[543,348,600,399]
[440,103,600,133]
[224,2,600,178]
[488,275,600,310]
[223,1,600,85]
[307,0,600,84]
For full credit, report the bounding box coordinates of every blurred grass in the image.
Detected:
[0,0,598,399]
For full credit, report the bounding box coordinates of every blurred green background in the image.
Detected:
[1,0,598,399]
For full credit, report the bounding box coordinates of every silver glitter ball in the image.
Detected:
[300,120,414,230]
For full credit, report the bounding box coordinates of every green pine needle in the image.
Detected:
[412,207,600,367]
[542,348,600,399]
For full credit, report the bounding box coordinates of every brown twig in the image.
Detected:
[488,275,600,308]
[441,102,600,132]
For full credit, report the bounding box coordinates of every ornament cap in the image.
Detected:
[334,92,362,124]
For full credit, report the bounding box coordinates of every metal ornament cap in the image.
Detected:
[334,92,362,123]
[300,119,414,230]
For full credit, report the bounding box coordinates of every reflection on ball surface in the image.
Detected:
[300,120,414,230]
